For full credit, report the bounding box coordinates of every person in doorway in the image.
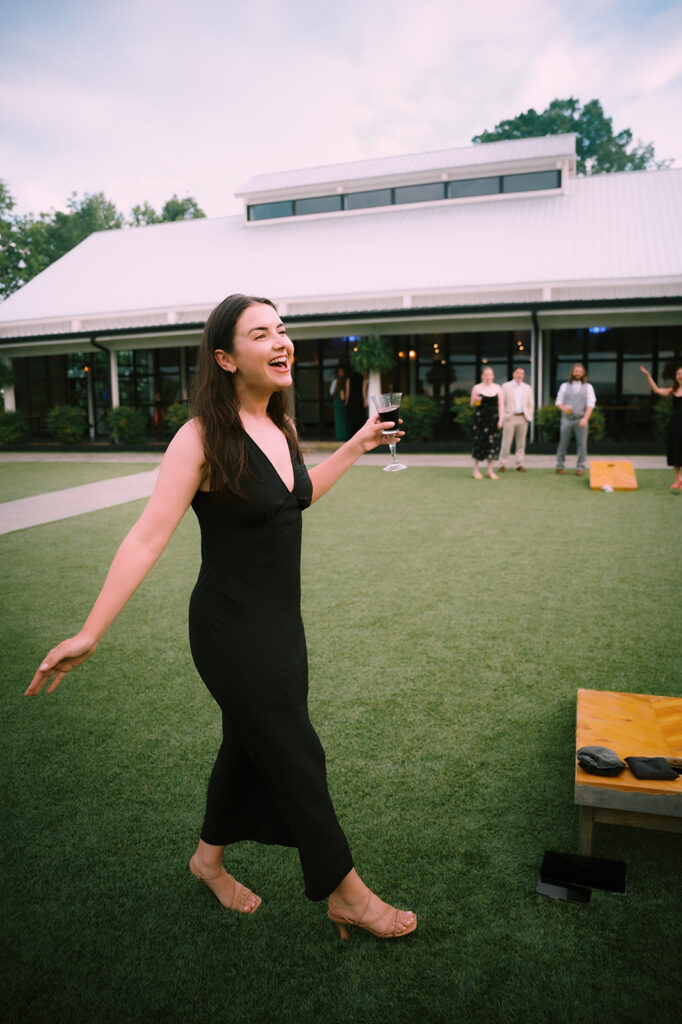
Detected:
[345,370,368,435]
[330,364,350,441]
[555,364,596,476]
[25,293,416,942]
[497,367,534,472]
[639,364,682,491]
[471,366,503,479]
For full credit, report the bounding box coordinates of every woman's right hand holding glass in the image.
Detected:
[25,632,99,696]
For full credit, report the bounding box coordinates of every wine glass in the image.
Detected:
[371,392,407,472]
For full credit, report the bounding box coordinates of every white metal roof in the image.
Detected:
[1,165,680,340]
[236,135,577,199]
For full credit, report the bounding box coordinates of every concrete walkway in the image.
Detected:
[0,469,160,535]
[0,449,669,536]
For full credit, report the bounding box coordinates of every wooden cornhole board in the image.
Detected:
[589,460,638,490]
[575,688,682,855]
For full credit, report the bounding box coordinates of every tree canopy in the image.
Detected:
[472,98,667,175]
[0,183,206,299]
[130,194,206,226]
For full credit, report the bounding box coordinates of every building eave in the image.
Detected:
[1,295,680,358]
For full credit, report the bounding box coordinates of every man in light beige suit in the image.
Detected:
[498,367,534,472]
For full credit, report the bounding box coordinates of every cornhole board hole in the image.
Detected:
[589,460,638,490]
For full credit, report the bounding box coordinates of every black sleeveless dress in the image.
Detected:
[188,435,353,901]
[667,394,682,467]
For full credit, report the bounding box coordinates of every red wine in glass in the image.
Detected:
[378,406,400,433]
[371,392,407,472]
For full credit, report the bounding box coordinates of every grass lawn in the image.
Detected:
[2,466,680,1024]
[0,462,158,503]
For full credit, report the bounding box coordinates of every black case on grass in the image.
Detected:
[541,851,626,893]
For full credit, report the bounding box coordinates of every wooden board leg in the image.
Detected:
[578,806,594,855]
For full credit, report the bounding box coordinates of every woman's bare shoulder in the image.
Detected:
[164,416,205,464]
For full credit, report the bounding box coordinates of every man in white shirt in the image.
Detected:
[555,364,596,476]
[498,367,534,472]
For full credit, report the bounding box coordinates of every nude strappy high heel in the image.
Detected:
[189,855,262,914]
[327,892,417,940]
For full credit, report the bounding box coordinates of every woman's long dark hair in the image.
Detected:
[191,294,302,499]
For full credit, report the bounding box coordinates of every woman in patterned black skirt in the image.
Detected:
[471,366,503,479]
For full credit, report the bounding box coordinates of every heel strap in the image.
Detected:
[190,855,225,883]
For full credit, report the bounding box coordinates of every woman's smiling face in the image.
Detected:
[215,302,294,395]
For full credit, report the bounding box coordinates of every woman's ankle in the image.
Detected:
[329,869,368,907]
[195,840,226,873]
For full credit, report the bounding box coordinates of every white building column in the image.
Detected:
[109,349,120,408]
[1,358,16,412]
[367,369,381,415]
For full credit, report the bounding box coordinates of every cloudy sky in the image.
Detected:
[2,0,681,220]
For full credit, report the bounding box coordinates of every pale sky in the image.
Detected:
[2,0,681,220]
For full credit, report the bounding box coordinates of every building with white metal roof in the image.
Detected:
[1,134,680,444]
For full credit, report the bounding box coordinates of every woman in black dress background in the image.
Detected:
[640,364,682,491]
[26,294,416,940]
[470,366,503,480]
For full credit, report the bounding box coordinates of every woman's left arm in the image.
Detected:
[497,386,504,429]
[308,416,397,503]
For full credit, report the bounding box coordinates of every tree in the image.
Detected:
[46,192,125,263]
[129,201,161,227]
[472,98,668,175]
[0,180,24,300]
[159,194,206,221]
[129,194,205,225]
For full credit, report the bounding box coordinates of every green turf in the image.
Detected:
[0,462,158,502]
[2,467,680,1024]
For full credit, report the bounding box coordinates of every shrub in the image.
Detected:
[534,403,560,441]
[399,395,441,442]
[535,402,605,442]
[0,410,30,444]
[107,405,148,445]
[652,396,672,440]
[166,402,192,436]
[46,405,87,444]
[450,395,475,438]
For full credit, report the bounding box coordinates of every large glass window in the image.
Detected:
[447,334,477,397]
[479,333,510,386]
[548,325,682,442]
[292,338,321,436]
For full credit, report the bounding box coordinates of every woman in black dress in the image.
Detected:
[471,366,503,479]
[26,294,416,941]
[640,364,682,491]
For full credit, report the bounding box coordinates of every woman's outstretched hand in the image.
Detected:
[25,633,98,696]
[354,413,404,453]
